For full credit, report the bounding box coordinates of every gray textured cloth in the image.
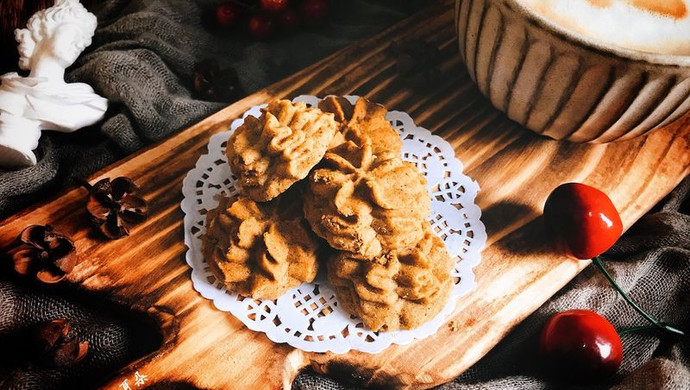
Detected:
[295,177,690,389]
[0,0,428,220]
[0,278,161,390]
[0,0,688,389]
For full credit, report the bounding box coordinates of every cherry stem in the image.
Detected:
[75,177,93,191]
[592,256,684,337]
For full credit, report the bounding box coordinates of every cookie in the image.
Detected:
[226,99,339,202]
[201,191,320,299]
[327,223,454,331]
[304,136,430,257]
[319,96,402,159]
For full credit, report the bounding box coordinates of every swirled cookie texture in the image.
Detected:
[202,192,320,299]
[304,136,430,257]
[209,96,453,332]
[319,96,402,159]
[227,99,339,202]
[327,223,454,332]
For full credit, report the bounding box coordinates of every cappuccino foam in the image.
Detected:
[518,0,690,55]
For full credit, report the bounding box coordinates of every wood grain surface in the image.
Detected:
[1,1,689,389]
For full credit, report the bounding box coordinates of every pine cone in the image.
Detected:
[10,225,77,284]
[82,177,148,240]
[33,319,89,367]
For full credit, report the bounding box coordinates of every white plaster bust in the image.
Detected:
[0,0,108,169]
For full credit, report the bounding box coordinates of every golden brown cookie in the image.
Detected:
[201,191,320,299]
[328,223,454,332]
[304,136,430,257]
[319,96,402,159]
[226,99,339,202]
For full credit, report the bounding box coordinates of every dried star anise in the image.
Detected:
[33,319,88,367]
[193,58,245,102]
[11,225,77,284]
[81,177,148,240]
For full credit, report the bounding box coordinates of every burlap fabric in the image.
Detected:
[0,0,688,389]
[0,278,161,389]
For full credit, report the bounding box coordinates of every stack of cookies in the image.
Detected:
[201,97,454,332]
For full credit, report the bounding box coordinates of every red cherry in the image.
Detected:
[215,2,244,28]
[248,14,276,40]
[540,309,622,383]
[544,182,623,259]
[545,183,685,338]
[278,8,300,32]
[260,0,289,13]
[299,0,328,25]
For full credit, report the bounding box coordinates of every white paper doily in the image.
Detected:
[181,95,486,354]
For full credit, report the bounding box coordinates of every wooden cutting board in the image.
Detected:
[1,1,689,388]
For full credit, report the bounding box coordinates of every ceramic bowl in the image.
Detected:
[454,0,690,143]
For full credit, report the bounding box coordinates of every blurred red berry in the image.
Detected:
[215,2,244,28]
[260,0,289,13]
[300,0,328,25]
[278,8,300,32]
[248,14,276,40]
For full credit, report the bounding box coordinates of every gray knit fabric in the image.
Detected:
[0,1,688,389]
[0,0,427,220]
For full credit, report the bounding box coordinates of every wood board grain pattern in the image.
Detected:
[1,1,689,389]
